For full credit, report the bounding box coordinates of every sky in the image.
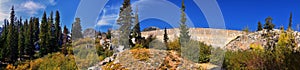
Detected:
[0,0,299,32]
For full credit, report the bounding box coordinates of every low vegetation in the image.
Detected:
[223,29,300,70]
[6,53,77,70]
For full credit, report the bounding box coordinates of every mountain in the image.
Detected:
[141,28,244,47]
[142,26,160,32]
[83,28,96,38]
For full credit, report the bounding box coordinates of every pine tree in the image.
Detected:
[54,10,62,52]
[48,11,55,52]
[163,27,169,44]
[71,18,83,41]
[106,29,112,39]
[0,19,9,60]
[132,6,141,45]
[63,25,69,44]
[264,16,275,32]
[33,17,40,43]
[117,0,133,49]
[132,6,141,38]
[62,25,69,54]
[280,26,284,31]
[24,18,35,59]
[6,6,18,62]
[179,0,190,46]
[257,21,263,31]
[18,17,25,59]
[39,11,49,57]
[288,12,293,31]
[243,26,249,33]
[24,18,35,58]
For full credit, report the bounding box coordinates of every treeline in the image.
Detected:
[0,6,71,65]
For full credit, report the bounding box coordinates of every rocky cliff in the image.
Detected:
[141,28,245,48]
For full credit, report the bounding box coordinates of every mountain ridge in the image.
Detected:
[141,28,245,48]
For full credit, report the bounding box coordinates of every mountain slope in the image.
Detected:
[225,29,300,51]
[141,28,245,48]
[99,48,206,69]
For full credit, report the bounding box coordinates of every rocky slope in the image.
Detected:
[97,48,218,70]
[141,28,245,48]
[225,29,300,51]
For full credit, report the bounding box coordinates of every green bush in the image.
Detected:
[223,46,300,70]
[167,39,181,52]
[167,39,212,63]
[223,50,265,70]
[96,44,113,58]
[198,42,212,63]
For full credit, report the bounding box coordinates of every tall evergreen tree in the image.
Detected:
[106,29,112,39]
[48,11,55,52]
[24,19,34,59]
[163,27,169,44]
[264,16,275,31]
[0,19,9,60]
[6,6,18,62]
[24,18,35,59]
[71,18,83,41]
[18,17,25,59]
[39,11,49,57]
[257,21,263,31]
[33,17,40,43]
[179,0,190,45]
[288,12,293,31]
[63,25,69,44]
[117,0,133,49]
[132,6,141,38]
[54,10,62,51]
[62,25,69,54]
[132,6,141,45]
[1,19,9,46]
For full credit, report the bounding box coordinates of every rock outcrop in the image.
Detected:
[225,29,300,51]
[142,26,160,32]
[141,28,244,48]
[98,48,206,70]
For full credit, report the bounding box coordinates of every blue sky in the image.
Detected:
[0,0,299,32]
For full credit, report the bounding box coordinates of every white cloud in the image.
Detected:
[17,1,46,15]
[49,0,57,5]
[0,0,10,25]
[97,8,118,26]
[97,14,118,26]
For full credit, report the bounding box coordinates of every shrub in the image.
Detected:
[223,51,262,70]
[223,46,300,70]
[167,39,181,52]
[5,64,15,70]
[250,43,264,51]
[13,53,78,70]
[149,39,167,50]
[181,40,200,62]
[198,42,212,63]
[131,44,144,49]
[130,48,151,61]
